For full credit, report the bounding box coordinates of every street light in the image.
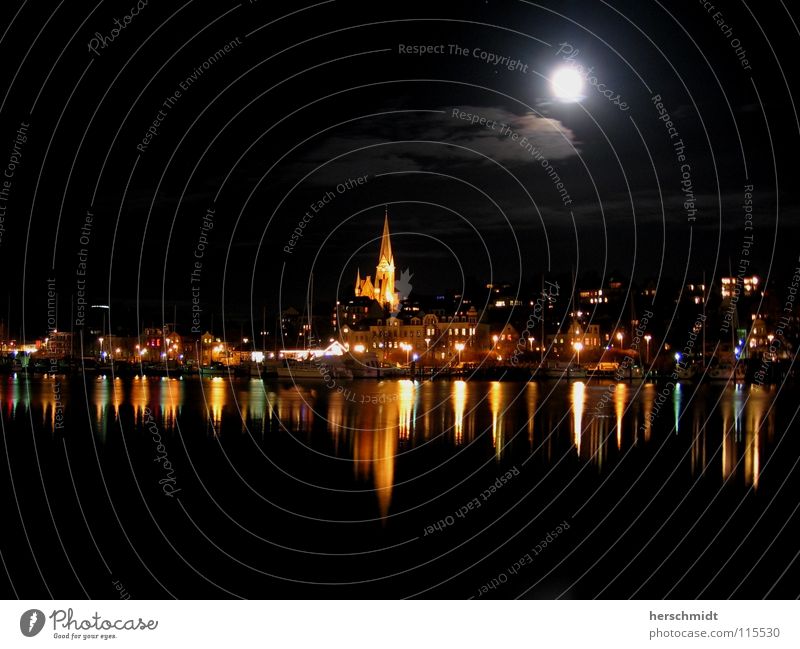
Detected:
[573,341,583,366]
[401,343,411,364]
[455,342,465,364]
[616,331,623,348]
[644,334,652,363]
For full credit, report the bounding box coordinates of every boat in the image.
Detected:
[24,360,50,376]
[567,366,588,379]
[703,266,745,384]
[78,358,99,375]
[533,361,569,379]
[248,360,278,378]
[261,360,281,378]
[705,361,745,383]
[276,358,353,381]
[143,362,184,377]
[584,361,646,381]
[199,363,227,378]
[274,273,353,382]
[675,362,699,381]
[532,361,587,380]
[345,352,381,378]
[379,363,410,378]
[617,364,645,381]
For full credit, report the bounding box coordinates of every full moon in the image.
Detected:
[551,66,584,102]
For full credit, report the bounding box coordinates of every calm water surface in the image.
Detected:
[1,375,797,598]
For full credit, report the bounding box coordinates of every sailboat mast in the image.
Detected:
[307,273,314,349]
[702,270,706,370]
[541,275,545,363]
[727,258,737,360]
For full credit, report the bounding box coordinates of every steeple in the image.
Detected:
[354,207,399,311]
[378,206,393,266]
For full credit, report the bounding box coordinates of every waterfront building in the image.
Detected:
[45,331,73,358]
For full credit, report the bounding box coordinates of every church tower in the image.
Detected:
[355,208,399,311]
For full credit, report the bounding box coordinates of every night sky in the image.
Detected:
[0,0,797,338]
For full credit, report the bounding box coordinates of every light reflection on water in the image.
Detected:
[489,381,505,459]
[453,379,466,444]
[615,382,626,451]
[1,375,780,514]
[571,381,585,457]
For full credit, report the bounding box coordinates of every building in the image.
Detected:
[139,326,185,362]
[684,281,707,305]
[578,287,609,305]
[486,282,523,309]
[547,318,602,357]
[334,296,384,333]
[721,275,760,299]
[489,323,523,361]
[340,305,490,364]
[354,209,399,312]
[44,331,73,358]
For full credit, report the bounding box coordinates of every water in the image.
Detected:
[1,375,797,598]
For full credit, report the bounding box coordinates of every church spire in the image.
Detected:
[378,206,393,265]
[354,208,398,311]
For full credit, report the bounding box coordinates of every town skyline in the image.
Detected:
[2,210,794,388]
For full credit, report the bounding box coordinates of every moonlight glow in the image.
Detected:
[551,66,584,101]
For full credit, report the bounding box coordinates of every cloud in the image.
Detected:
[287,105,580,185]
[447,105,580,162]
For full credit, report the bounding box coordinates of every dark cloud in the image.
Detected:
[288,106,580,185]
